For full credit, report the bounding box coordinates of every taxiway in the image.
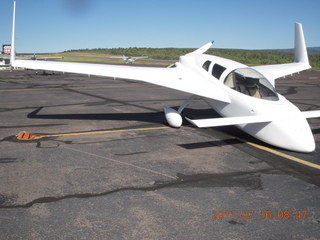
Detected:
[0,69,319,239]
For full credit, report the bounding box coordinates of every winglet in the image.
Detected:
[10,1,16,65]
[294,23,309,65]
[189,41,214,55]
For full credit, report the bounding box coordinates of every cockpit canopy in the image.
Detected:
[224,68,279,101]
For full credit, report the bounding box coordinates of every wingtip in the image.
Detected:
[189,41,214,55]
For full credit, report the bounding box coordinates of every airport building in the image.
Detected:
[0,44,11,69]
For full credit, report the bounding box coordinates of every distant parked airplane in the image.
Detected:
[20,53,63,61]
[113,55,148,64]
[17,54,63,74]
[10,1,320,152]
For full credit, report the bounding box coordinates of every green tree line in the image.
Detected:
[64,47,320,69]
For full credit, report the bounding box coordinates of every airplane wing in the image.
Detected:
[112,56,127,59]
[252,23,311,86]
[111,56,147,59]
[186,115,273,128]
[17,56,63,60]
[187,110,320,128]
[133,56,148,59]
[302,110,320,118]
[252,62,311,85]
[12,58,230,103]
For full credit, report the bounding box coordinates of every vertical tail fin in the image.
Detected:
[294,22,309,65]
[10,1,16,65]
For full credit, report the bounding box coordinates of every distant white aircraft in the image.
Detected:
[114,55,148,64]
[2,53,63,61]
[20,53,63,61]
[18,54,63,75]
[10,1,320,152]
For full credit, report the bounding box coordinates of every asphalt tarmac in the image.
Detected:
[0,69,319,239]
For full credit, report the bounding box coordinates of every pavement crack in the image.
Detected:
[0,158,17,163]
[0,168,277,209]
[115,151,148,156]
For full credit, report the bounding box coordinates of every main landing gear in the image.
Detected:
[164,96,194,128]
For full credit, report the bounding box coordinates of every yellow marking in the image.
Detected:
[19,125,320,170]
[246,141,320,170]
[28,126,170,140]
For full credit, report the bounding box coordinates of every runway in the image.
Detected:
[0,69,319,239]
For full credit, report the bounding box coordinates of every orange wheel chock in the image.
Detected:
[17,131,38,140]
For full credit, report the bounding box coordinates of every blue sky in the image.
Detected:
[1,0,319,53]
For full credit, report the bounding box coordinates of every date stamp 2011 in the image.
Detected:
[211,210,308,220]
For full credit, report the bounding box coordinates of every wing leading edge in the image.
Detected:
[11,59,230,103]
[187,110,320,128]
[302,110,320,119]
[186,115,273,128]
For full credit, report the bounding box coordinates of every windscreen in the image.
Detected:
[224,68,279,101]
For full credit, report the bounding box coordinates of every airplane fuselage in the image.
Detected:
[205,89,315,152]
[187,54,315,152]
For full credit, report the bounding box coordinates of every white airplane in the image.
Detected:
[2,53,63,61]
[20,53,63,61]
[114,55,148,64]
[18,54,63,75]
[10,1,320,152]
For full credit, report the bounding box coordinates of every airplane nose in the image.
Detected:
[286,117,315,153]
[289,134,315,153]
[295,139,315,153]
[248,108,315,153]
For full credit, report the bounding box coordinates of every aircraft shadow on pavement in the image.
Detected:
[28,106,312,151]
[26,106,264,148]
[312,128,320,135]
[27,107,165,124]
[27,107,219,125]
